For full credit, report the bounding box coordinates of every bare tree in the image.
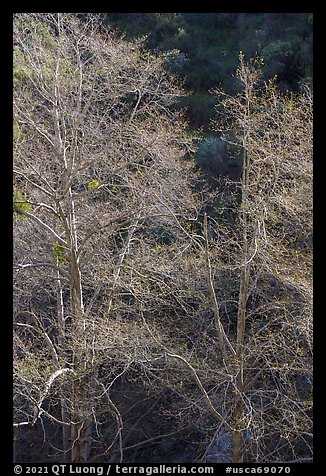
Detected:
[13,13,198,463]
[138,54,313,463]
[13,16,312,463]
[212,55,313,462]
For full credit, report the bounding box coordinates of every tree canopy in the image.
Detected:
[13,13,313,465]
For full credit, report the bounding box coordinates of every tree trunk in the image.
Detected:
[71,414,93,463]
[232,430,244,463]
[61,398,69,463]
[13,426,21,463]
[69,234,94,462]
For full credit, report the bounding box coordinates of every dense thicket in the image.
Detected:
[13,12,199,463]
[13,13,313,464]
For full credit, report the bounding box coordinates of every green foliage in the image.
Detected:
[105,12,313,129]
[163,49,189,73]
[194,136,227,172]
[88,179,100,190]
[13,121,20,141]
[33,21,57,49]
[42,57,77,85]
[13,121,24,142]
[13,191,32,218]
[51,242,67,265]
[16,354,51,382]
[17,17,57,48]
[250,53,265,68]
[262,40,296,61]
[14,19,75,90]
[13,47,34,85]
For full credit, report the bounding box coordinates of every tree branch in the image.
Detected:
[140,310,234,434]
[14,209,67,247]
[14,261,70,278]
[203,213,236,361]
